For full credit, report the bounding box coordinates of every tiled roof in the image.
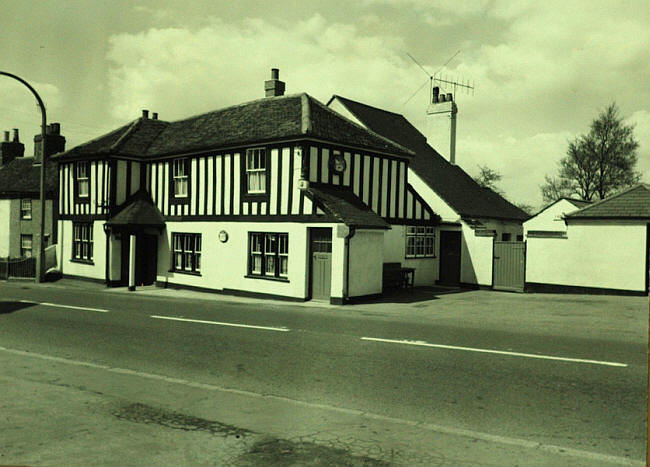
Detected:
[0,157,58,197]
[305,184,390,229]
[106,190,165,227]
[54,119,169,160]
[329,95,529,221]
[565,198,592,210]
[55,94,413,161]
[565,184,650,219]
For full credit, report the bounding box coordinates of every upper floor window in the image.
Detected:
[20,199,32,219]
[76,161,89,199]
[246,148,267,194]
[173,158,189,198]
[405,226,435,258]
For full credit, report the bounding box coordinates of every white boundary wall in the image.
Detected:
[526,219,647,292]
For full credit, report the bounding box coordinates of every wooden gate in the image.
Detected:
[493,241,525,292]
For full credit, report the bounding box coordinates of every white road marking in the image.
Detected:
[361,337,628,367]
[0,346,642,466]
[19,300,109,313]
[150,314,289,332]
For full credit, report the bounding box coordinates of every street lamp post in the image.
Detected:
[0,71,47,283]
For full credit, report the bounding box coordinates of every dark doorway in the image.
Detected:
[309,228,332,301]
[119,232,158,287]
[439,230,461,286]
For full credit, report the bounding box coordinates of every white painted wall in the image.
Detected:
[526,219,648,292]
[348,230,384,297]
[0,200,10,257]
[159,221,346,300]
[58,219,107,280]
[383,224,437,286]
[459,222,493,286]
[524,199,578,235]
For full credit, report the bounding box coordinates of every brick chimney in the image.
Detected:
[34,123,66,164]
[0,128,25,167]
[264,68,285,97]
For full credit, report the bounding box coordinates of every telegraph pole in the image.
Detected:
[0,71,47,283]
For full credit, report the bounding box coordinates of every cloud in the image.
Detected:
[0,78,62,155]
[104,5,649,206]
[106,15,419,122]
[360,0,489,15]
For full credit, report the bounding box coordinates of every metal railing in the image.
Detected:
[0,256,36,279]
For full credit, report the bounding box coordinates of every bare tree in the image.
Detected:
[541,103,640,202]
[474,165,503,193]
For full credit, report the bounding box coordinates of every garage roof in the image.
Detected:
[565,184,650,219]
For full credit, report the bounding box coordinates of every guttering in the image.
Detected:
[343,225,356,304]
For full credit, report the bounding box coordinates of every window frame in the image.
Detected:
[74,161,90,202]
[247,232,289,280]
[405,226,435,259]
[170,158,191,205]
[20,234,33,258]
[171,232,201,274]
[20,198,32,220]
[71,222,93,263]
[242,147,270,201]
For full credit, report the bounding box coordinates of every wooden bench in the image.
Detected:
[382,262,404,290]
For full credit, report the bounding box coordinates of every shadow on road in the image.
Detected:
[0,301,37,315]
[357,286,471,304]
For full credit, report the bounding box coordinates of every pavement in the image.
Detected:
[1,278,647,466]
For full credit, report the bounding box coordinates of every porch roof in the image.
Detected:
[106,190,165,229]
[305,184,390,229]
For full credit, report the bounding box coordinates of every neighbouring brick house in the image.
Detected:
[0,125,65,260]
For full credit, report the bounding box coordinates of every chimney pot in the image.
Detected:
[4,131,9,142]
[446,93,453,102]
[51,122,60,135]
[271,68,279,80]
[432,86,440,103]
[142,110,149,119]
[13,129,19,142]
[152,112,158,120]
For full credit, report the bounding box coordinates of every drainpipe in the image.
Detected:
[343,226,356,304]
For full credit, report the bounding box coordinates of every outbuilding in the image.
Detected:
[525,184,650,295]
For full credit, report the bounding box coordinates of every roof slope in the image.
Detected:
[330,95,529,221]
[56,94,412,161]
[565,198,592,209]
[0,157,58,197]
[566,184,650,219]
[305,184,390,229]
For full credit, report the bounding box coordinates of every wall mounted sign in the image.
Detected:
[218,230,229,243]
[330,152,346,175]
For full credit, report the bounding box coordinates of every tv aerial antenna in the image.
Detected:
[403,51,474,105]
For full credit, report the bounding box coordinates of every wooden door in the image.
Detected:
[493,241,525,292]
[310,228,332,301]
[135,233,157,286]
[439,230,461,286]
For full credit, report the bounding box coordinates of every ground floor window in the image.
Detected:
[249,232,288,278]
[20,234,32,258]
[72,223,93,261]
[172,233,201,274]
[406,226,435,258]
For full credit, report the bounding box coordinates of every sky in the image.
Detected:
[1,0,649,209]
